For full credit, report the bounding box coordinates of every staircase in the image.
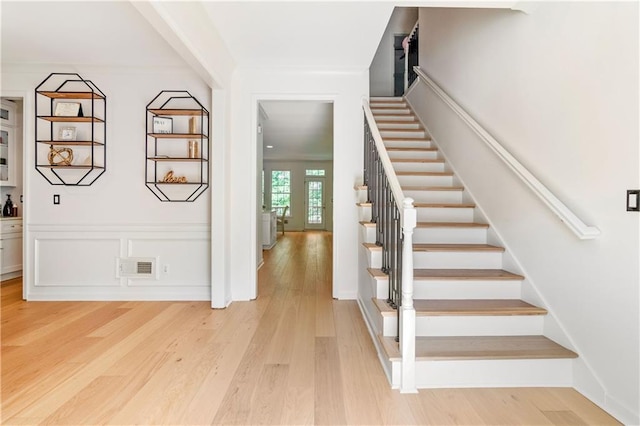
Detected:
[358,97,577,389]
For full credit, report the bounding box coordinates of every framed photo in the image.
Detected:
[153,116,173,134]
[54,102,82,117]
[59,126,77,141]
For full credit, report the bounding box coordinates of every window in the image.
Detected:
[271,170,291,217]
[305,169,325,176]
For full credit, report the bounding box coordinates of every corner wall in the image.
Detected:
[409,4,638,423]
[2,65,212,300]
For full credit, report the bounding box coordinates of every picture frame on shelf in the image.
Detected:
[153,116,173,134]
[54,102,82,117]
[59,126,77,141]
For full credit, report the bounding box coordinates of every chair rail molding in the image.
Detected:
[411,67,600,240]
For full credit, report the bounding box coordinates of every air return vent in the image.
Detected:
[117,257,158,279]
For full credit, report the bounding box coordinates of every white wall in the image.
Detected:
[263,160,334,232]
[369,7,418,97]
[2,64,212,300]
[228,69,368,301]
[409,4,638,423]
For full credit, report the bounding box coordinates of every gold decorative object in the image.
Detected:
[161,170,187,183]
[48,146,74,166]
[188,140,199,158]
[189,116,198,134]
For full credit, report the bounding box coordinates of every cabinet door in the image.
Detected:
[1,234,23,274]
[0,125,15,187]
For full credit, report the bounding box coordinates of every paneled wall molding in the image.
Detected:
[27,225,211,301]
[411,67,600,240]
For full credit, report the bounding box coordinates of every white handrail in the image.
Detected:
[362,99,406,221]
[412,67,600,240]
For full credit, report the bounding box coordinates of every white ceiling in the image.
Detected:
[202,1,394,70]
[260,101,333,161]
[0,1,187,68]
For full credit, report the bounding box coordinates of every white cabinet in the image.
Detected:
[1,217,22,278]
[262,210,277,249]
[0,100,17,187]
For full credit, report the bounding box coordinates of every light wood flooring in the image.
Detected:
[1,231,621,425]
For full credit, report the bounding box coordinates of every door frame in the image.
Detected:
[304,176,326,230]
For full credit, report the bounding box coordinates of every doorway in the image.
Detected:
[257,100,334,295]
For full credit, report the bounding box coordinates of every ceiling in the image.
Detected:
[0,1,186,68]
[260,101,333,161]
[202,2,394,70]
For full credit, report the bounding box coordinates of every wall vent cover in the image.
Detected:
[117,257,158,279]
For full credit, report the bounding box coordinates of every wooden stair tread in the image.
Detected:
[383,137,431,142]
[360,221,489,229]
[364,243,504,252]
[401,186,464,192]
[391,159,444,163]
[368,267,523,280]
[396,171,453,176]
[372,298,547,316]
[387,147,438,152]
[380,335,578,361]
[376,119,418,124]
[413,202,475,208]
[415,222,488,228]
[413,243,504,252]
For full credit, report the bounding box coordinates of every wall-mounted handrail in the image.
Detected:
[412,67,600,240]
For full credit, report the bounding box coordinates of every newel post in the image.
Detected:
[400,197,417,393]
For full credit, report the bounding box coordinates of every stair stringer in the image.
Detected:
[402,92,582,375]
[355,189,397,387]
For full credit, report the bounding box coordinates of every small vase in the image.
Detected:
[3,194,13,217]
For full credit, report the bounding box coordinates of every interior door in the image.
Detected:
[305,178,325,230]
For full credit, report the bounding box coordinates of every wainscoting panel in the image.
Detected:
[27,224,211,301]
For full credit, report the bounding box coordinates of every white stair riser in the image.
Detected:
[391,162,446,173]
[362,224,486,245]
[372,277,523,300]
[384,139,433,149]
[380,130,427,139]
[414,227,487,244]
[413,251,503,269]
[356,189,368,204]
[402,189,463,204]
[370,103,407,109]
[415,207,474,222]
[381,315,544,337]
[360,225,376,244]
[366,248,503,269]
[387,150,439,160]
[372,108,411,115]
[397,174,452,186]
[358,205,371,222]
[377,122,422,130]
[375,115,416,122]
[399,359,574,388]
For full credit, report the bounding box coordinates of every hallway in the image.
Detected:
[1,231,620,424]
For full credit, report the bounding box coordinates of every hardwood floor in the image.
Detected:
[1,231,621,425]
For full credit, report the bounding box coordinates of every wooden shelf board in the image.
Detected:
[37,165,104,169]
[147,157,208,162]
[37,91,104,99]
[37,141,104,146]
[148,133,208,139]
[148,109,208,116]
[38,116,104,123]
[147,181,207,185]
